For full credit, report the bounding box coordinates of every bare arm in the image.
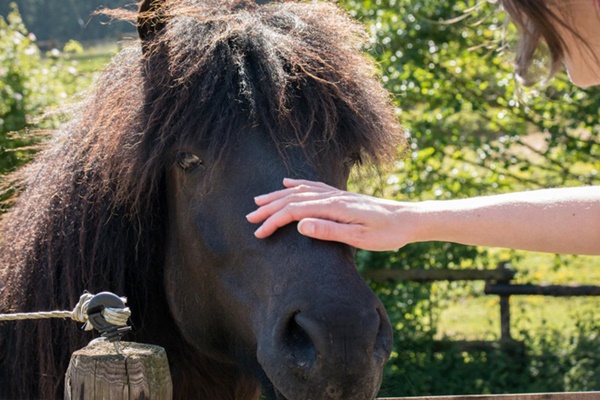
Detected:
[246,179,600,255]
[414,185,600,254]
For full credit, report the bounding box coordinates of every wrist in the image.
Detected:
[387,200,440,245]
[401,200,456,244]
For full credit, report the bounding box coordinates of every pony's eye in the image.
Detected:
[176,152,203,171]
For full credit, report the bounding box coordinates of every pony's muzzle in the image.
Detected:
[264,302,393,399]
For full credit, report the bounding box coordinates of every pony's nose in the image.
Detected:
[279,304,392,384]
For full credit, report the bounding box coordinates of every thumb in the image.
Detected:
[297,218,358,245]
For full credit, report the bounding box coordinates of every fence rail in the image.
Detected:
[485,283,600,296]
[379,392,600,399]
[363,266,516,283]
[362,262,600,340]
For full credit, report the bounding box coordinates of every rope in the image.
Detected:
[0,292,131,330]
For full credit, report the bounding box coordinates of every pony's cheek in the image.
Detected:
[162,242,219,349]
[167,186,231,260]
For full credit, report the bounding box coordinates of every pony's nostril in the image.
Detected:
[282,312,316,381]
[325,383,343,399]
[374,305,393,361]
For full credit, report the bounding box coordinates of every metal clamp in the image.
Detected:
[86,292,132,354]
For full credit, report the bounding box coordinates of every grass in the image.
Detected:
[65,42,118,75]
[436,252,600,341]
[437,295,600,340]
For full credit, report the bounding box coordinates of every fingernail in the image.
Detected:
[299,221,314,236]
[254,195,266,202]
[254,226,264,237]
[245,211,255,220]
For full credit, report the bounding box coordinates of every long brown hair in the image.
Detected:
[500,0,598,85]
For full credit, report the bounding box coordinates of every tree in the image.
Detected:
[0,4,87,179]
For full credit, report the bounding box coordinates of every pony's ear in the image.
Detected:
[137,0,166,45]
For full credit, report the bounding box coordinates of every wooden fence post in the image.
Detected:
[499,294,511,340]
[64,340,172,400]
[497,262,512,341]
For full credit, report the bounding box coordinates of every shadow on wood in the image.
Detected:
[64,341,172,400]
[378,392,600,399]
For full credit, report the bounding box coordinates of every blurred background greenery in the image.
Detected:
[1,0,599,397]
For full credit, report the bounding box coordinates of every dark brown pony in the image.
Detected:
[0,1,404,399]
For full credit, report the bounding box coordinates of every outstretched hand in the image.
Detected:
[246,178,415,251]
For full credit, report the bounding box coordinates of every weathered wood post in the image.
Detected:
[496,262,513,341]
[64,341,172,400]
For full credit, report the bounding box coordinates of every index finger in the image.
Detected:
[254,180,334,206]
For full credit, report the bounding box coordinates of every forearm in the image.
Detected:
[407,186,600,255]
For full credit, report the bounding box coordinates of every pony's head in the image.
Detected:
[132,2,404,398]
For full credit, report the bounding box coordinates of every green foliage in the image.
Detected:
[0,3,89,176]
[375,315,600,397]
[63,39,84,55]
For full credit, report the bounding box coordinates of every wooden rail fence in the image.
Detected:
[362,262,600,340]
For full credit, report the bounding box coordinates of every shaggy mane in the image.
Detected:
[0,1,404,399]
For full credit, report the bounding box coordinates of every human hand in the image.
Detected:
[246,178,415,251]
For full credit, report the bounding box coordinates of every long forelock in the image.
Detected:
[137,0,404,182]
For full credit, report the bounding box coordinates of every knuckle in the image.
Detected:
[281,204,299,220]
[346,225,365,243]
[317,222,331,237]
[328,195,350,207]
